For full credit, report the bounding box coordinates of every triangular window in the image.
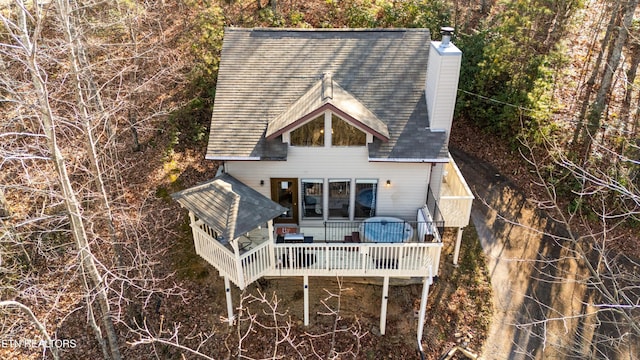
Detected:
[290,115,324,146]
[331,114,366,146]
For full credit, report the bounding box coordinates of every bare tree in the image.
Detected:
[499,128,640,358]
[1,0,187,358]
[0,301,60,360]
[1,2,122,358]
[572,0,620,147]
[129,278,371,359]
[581,0,639,155]
[620,20,640,137]
[305,278,367,360]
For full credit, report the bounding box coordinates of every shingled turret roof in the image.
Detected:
[171,174,287,241]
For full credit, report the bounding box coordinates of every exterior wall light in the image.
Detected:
[386,180,391,186]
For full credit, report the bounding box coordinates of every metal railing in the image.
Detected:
[321,220,444,243]
[426,187,445,236]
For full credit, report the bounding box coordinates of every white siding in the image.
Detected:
[225,147,431,221]
[424,41,462,142]
[429,162,444,200]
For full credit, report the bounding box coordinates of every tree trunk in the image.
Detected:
[127,8,142,152]
[16,2,122,359]
[572,0,619,146]
[56,0,124,269]
[620,37,640,134]
[0,187,8,219]
[582,0,639,155]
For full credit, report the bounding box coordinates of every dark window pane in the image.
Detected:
[332,114,366,146]
[302,179,323,218]
[329,180,350,218]
[355,180,377,218]
[291,115,325,146]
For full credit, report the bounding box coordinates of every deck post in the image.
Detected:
[188,211,199,254]
[224,276,234,326]
[416,274,431,348]
[380,276,390,335]
[231,240,245,289]
[267,220,275,268]
[303,275,309,326]
[453,227,464,265]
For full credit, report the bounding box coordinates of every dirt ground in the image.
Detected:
[164,224,492,360]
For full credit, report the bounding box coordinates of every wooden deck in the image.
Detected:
[192,221,442,290]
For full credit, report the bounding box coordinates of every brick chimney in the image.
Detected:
[424,27,462,142]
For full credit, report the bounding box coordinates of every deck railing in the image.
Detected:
[320,220,443,243]
[192,220,444,289]
[439,157,474,228]
[193,223,241,285]
[426,187,446,236]
[268,242,442,277]
[240,241,272,285]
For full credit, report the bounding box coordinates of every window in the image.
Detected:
[301,178,378,220]
[301,179,323,218]
[331,114,366,146]
[328,180,350,218]
[354,179,377,218]
[290,115,324,146]
[289,112,367,147]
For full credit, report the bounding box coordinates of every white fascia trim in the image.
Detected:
[205,155,262,161]
[368,157,450,163]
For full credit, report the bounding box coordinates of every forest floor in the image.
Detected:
[161,223,492,360]
[5,0,637,359]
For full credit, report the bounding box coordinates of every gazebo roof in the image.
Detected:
[171,174,287,241]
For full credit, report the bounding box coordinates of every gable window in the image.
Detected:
[290,115,324,146]
[331,114,366,146]
[289,112,368,147]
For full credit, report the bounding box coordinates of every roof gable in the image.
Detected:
[265,74,389,141]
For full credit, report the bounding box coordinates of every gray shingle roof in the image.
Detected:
[171,174,287,241]
[207,28,448,161]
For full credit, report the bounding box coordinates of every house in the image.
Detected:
[172,27,473,343]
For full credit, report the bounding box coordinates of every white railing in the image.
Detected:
[191,219,443,289]
[266,242,442,278]
[239,241,272,286]
[192,224,241,286]
[440,157,474,228]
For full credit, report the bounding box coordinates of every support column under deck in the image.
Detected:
[224,276,234,325]
[416,275,431,350]
[453,227,464,266]
[303,275,309,326]
[380,276,390,335]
